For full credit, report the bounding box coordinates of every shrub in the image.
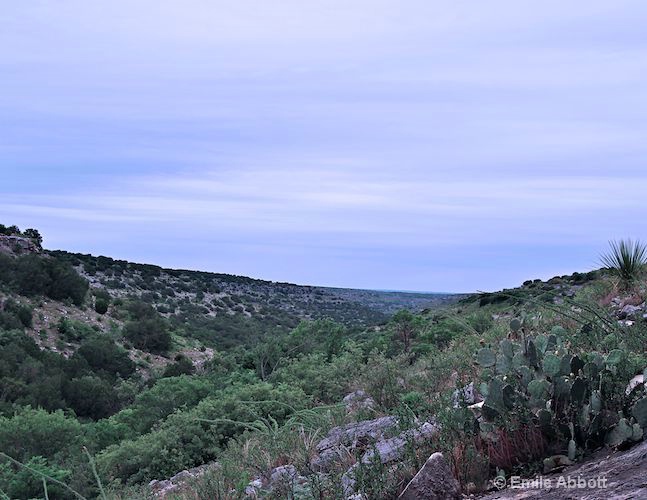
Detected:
[74,335,135,379]
[97,382,310,484]
[57,317,95,342]
[162,354,195,378]
[1,254,89,305]
[95,297,109,315]
[0,299,33,329]
[64,376,119,419]
[0,407,83,462]
[123,317,171,353]
[110,375,213,435]
[123,302,171,353]
[600,239,647,285]
[0,455,71,500]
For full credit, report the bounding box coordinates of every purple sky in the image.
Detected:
[2,1,647,292]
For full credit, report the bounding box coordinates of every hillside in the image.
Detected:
[3,226,647,500]
[52,250,459,326]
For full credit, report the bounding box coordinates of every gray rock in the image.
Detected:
[618,303,644,319]
[361,421,439,465]
[398,452,461,500]
[170,470,192,483]
[311,446,347,471]
[479,439,647,499]
[341,464,359,498]
[269,464,302,489]
[343,390,376,413]
[316,416,398,453]
[0,235,40,256]
[312,416,398,472]
[244,477,263,497]
[452,382,478,407]
[149,479,173,494]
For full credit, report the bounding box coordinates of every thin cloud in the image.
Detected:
[2,1,647,290]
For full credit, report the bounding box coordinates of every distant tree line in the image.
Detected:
[0,224,43,248]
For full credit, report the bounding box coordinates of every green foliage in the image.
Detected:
[0,328,135,418]
[123,301,171,353]
[390,309,421,353]
[0,408,83,462]
[270,345,364,403]
[0,455,71,500]
[162,354,195,378]
[94,297,109,315]
[57,317,96,342]
[0,298,32,330]
[110,375,214,436]
[600,239,647,285]
[0,253,88,305]
[74,335,135,379]
[474,327,644,461]
[97,382,310,484]
[64,376,119,420]
[288,319,347,360]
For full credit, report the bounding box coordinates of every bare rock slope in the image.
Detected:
[482,440,647,499]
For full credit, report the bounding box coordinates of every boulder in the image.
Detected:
[149,479,174,496]
[149,461,220,497]
[618,304,644,319]
[361,421,438,465]
[245,465,309,498]
[312,416,398,471]
[317,416,398,452]
[397,452,461,500]
[269,464,299,484]
[0,235,40,256]
[170,470,192,483]
[343,390,377,413]
[244,478,263,497]
[479,439,647,499]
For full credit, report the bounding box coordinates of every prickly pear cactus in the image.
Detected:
[499,339,514,359]
[535,334,548,354]
[551,325,566,337]
[570,355,584,375]
[570,377,586,403]
[526,339,538,367]
[495,353,511,374]
[543,354,561,377]
[631,397,647,428]
[476,348,496,367]
[568,439,577,461]
[606,349,624,366]
[472,326,638,465]
[605,418,635,447]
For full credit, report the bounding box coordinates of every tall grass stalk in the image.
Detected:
[83,446,108,500]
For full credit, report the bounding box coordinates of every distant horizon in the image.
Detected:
[2,1,645,292]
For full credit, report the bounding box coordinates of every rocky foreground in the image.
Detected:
[482,438,647,499]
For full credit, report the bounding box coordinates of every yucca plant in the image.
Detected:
[600,239,647,285]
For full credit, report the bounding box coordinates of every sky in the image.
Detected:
[1,1,646,292]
